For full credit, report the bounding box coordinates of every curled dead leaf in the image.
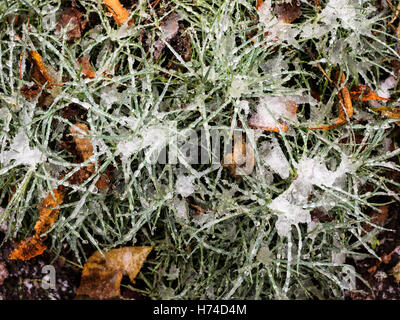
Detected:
[9,186,65,261]
[34,187,66,236]
[371,106,400,126]
[30,50,57,87]
[8,236,47,261]
[67,123,113,191]
[55,7,87,42]
[350,85,390,101]
[308,72,353,130]
[222,137,255,177]
[76,246,152,299]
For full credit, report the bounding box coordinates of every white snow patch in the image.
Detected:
[269,155,354,237]
[261,140,290,179]
[175,174,196,198]
[173,197,189,222]
[248,96,297,129]
[0,128,45,167]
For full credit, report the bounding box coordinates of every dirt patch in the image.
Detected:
[346,202,400,300]
[0,231,81,300]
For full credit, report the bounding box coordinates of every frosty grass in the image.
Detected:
[1,0,400,299]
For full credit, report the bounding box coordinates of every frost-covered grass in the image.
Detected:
[1,0,400,299]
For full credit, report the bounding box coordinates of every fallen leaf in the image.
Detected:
[55,7,87,42]
[248,99,297,133]
[222,137,255,177]
[371,106,400,126]
[67,123,112,191]
[309,72,353,130]
[8,236,47,261]
[154,13,181,60]
[9,186,66,261]
[350,85,390,101]
[30,50,56,87]
[104,0,132,26]
[61,103,88,120]
[20,83,49,106]
[76,246,152,299]
[256,0,264,10]
[69,123,94,163]
[274,0,302,24]
[77,57,96,79]
[34,187,66,236]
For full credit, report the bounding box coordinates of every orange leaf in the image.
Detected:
[34,188,66,236]
[76,246,152,299]
[77,57,96,79]
[350,85,390,101]
[30,50,56,86]
[68,123,112,191]
[8,236,47,261]
[256,0,264,10]
[104,0,132,26]
[9,186,65,261]
[309,72,353,130]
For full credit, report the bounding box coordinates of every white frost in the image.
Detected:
[248,96,297,129]
[1,128,44,167]
[175,174,196,198]
[269,155,354,237]
[261,139,290,179]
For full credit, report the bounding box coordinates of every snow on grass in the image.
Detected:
[0,0,398,300]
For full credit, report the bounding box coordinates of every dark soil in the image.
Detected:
[345,201,400,299]
[0,231,81,300]
[0,230,144,300]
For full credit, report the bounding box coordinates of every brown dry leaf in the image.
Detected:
[350,85,391,101]
[371,106,400,126]
[274,0,302,24]
[70,123,94,163]
[309,72,353,130]
[19,83,50,107]
[55,7,87,42]
[67,123,112,191]
[154,13,181,60]
[104,0,132,26]
[76,246,152,299]
[30,50,56,87]
[77,57,96,79]
[222,137,255,177]
[20,51,60,107]
[9,186,65,261]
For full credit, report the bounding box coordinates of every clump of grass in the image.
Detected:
[1,0,400,299]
